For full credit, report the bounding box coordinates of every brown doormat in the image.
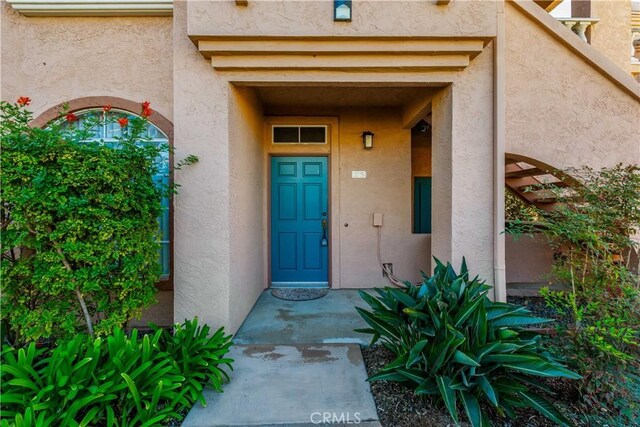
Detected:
[271,288,329,301]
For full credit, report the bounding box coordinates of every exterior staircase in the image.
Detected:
[505,154,580,211]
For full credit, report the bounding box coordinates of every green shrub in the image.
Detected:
[0,318,233,426]
[505,187,539,222]
[508,164,640,410]
[155,318,234,405]
[356,258,581,427]
[1,99,176,342]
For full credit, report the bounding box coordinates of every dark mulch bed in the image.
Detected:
[361,345,581,427]
[507,296,561,320]
[507,296,569,322]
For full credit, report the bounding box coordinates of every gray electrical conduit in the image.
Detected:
[376,225,408,288]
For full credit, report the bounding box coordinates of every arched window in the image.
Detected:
[55,109,172,282]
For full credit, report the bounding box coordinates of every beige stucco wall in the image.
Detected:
[589,0,632,73]
[336,108,430,286]
[228,86,265,330]
[432,44,496,288]
[505,2,640,170]
[173,0,233,330]
[0,2,173,121]
[187,0,497,39]
[505,234,554,284]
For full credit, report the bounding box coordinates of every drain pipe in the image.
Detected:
[493,0,507,302]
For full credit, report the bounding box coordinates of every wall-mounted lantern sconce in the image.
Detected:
[362,131,374,149]
[334,0,352,21]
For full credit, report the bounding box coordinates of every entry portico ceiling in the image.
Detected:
[191,36,491,73]
[255,86,435,108]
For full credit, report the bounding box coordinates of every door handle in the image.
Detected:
[321,219,328,246]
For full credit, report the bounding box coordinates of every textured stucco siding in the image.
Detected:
[432,44,495,288]
[451,43,495,285]
[0,2,173,121]
[336,108,430,287]
[505,3,640,170]
[173,0,231,329]
[228,86,265,332]
[589,0,633,74]
[505,234,554,284]
[187,0,497,38]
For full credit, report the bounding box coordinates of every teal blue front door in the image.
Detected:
[271,156,329,288]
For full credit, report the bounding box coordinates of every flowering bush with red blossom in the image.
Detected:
[141,100,152,118]
[0,98,197,343]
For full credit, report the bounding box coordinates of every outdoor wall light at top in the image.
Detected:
[334,0,352,21]
[362,131,374,150]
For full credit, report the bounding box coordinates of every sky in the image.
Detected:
[550,0,571,18]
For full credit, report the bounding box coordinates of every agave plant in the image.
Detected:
[356,258,581,427]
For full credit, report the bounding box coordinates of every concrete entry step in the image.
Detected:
[182,344,380,427]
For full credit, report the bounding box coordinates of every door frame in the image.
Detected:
[263,117,340,289]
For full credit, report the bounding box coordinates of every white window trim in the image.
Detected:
[6,0,173,17]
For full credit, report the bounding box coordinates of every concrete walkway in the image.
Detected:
[234,290,373,346]
[182,290,381,427]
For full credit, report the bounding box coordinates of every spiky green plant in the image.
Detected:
[0,318,232,427]
[356,258,581,426]
[155,318,234,405]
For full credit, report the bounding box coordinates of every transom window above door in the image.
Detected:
[272,125,328,144]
